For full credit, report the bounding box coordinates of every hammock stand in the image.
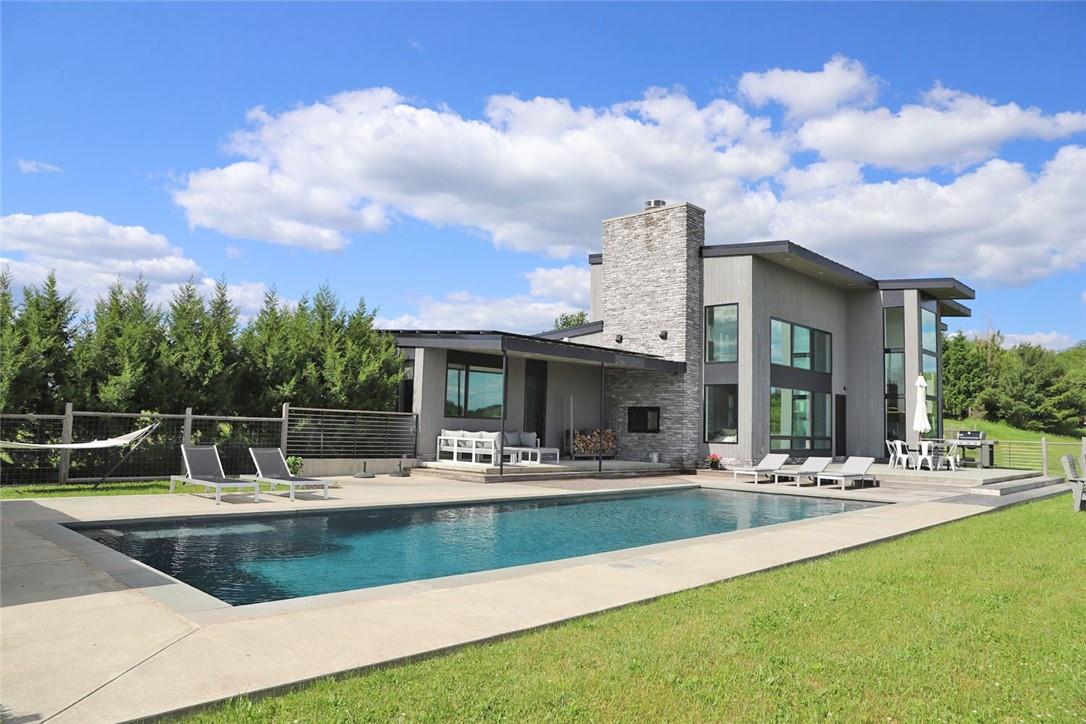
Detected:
[0,421,162,488]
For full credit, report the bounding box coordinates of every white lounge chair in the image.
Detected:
[772,456,832,486]
[244,448,330,502]
[1059,454,1085,512]
[731,454,789,483]
[815,456,877,490]
[170,444,260,505]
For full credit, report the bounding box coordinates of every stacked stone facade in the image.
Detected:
[599,203,704,468]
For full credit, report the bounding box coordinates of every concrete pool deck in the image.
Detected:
[0,473,1068,723]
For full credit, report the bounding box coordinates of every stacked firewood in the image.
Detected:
[572,428,616,456]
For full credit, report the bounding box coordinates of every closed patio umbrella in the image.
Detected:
[912,375,932,435]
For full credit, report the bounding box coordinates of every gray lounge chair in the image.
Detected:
[1059,454,1085,512]
[244,447,330,501]
[731,454,789,483]
[170,444,260,505]
[772,456,832,486]
[815,456,877,490]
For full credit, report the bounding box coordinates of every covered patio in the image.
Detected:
[391,330,687,478]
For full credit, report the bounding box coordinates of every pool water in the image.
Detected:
[79,489,879,605]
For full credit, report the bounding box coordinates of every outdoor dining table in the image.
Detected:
[913,438,999,469]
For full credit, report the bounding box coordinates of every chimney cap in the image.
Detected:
[645,199,667,209]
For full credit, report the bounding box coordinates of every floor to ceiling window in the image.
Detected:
[704,384,738,443]
[770,387,831,452]
[884,307,906,440]
[705,304,738,362]
[921,306,941,437]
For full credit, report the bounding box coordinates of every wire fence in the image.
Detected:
[0,404,417,486]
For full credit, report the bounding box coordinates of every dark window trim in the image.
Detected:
[769,386,833,450]
[627,406,660,434]
[704,303,739,363]
[703,383,740,444]
[444,351,504,420]
[883,306,907,441]
[769,317,832,374]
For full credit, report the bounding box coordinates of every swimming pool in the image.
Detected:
[79,489,880,606]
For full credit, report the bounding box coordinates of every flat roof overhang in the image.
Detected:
[877,278,975,300]
[386,330,686,372]
[938,298,972,318]
[701,240,878,290]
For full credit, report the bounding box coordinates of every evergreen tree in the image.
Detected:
[554,311,588,329]
[0,270,25,411]
[159,281,210,412]
[941,332,987,418]
[203,279,240,412]
[9,273,77,412]
[997,344,1085,433]
[236,289,294,414]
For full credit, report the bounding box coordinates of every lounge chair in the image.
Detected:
[170,444,260,505]
[244,448,330,502]
[731,454,789,483]
[815,456,877,490]
[772,456,832,486]
[1059,454,1085,512]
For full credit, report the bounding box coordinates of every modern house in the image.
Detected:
[391,200,973,469]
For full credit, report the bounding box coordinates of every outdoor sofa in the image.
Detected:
[437,430,558,465]
[171,444,260,505]
[814,456,878,490]
[243,447,330,501]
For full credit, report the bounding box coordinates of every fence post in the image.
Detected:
[58,402,73,483]
[1040,436,1048,477]
[280,402,290,454]
[183,407,193,445]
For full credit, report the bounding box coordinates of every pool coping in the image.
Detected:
[1,476,1069,723]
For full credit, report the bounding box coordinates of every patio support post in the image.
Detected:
[182,407,193,446]
[280,402,290,454]
[598,363,604,474]
[499,349,508,477]
[58,401,73,483]
[1040,436,1048,476]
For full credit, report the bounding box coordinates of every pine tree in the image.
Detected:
[160,280,209,412]
[10,273,77,412]
[203,279,240,412]
[0,269,25,411]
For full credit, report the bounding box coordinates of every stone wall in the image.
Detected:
[599,203,705,468]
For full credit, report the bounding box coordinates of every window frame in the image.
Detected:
[627,406,661,434]
[770,386,832,453]
[883,306,906,441]
[703,384,739,444]
[444,352,504,420]
[770,317,832,374]
[704,303,739,363]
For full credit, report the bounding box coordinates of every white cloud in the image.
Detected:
[17,158,63,174]
[171,59,1086,287]
[524,265,590,306]
[0,212,268,319]
[377,291,577,334]
[739,55,878,120]
[1081,290,1086,303]
[1001,331,1077,351]
[225,245,243,259]
[798,84,1086,172]
[768,146,1086,285]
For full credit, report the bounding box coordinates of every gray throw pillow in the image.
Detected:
[519,431,537,447]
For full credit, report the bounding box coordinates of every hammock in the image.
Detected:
[0,421,161,488]
[0,424,156,450]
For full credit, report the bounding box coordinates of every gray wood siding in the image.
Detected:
[703,255,752,461]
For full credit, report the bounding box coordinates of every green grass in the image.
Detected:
[182,495,1086,722]
[944,418,1083,472]
[1,480,226,499]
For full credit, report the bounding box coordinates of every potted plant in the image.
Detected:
[706,453,722,470]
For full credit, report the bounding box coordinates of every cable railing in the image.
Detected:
[1,404,417,485]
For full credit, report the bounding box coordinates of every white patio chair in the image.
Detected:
[892,440,912,469]
[916,440,935,471]
[886,440,907,469]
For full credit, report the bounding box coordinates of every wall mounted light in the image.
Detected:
[614,334,623,343]
[659,331,668,340]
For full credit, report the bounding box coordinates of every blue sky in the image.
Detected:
[3,2,1084,346]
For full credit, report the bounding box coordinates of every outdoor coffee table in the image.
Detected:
[518,447,561,464]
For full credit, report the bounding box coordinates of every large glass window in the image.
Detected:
[922,352,938,391]
[705,304,738,362]
[921,308,938,353]
[883,307,906,440]
[771,387,831,452]
[884,307,905,349]
[771,319,831,373]
[704,385,738,443]
[445,354,503,418]
[771,319,791,366]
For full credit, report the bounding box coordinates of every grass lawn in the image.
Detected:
[182,494,1086,722]
[1,480,225,499]
[944,417,1084,444]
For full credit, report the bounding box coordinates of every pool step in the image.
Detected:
[968,475,1066,496]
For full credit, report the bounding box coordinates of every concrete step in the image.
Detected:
[968,475,1066,496]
